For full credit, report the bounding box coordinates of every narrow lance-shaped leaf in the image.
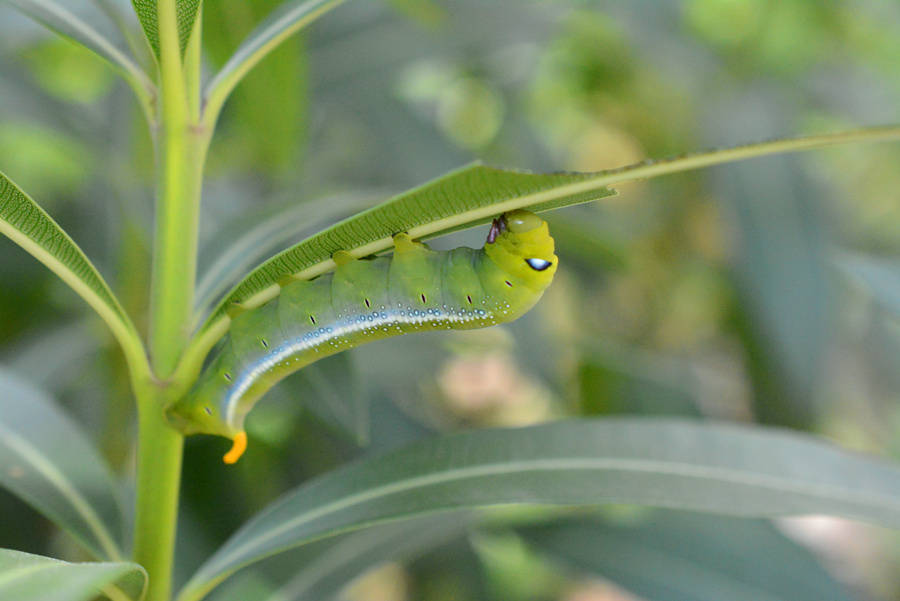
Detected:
[131,0,200,58]
[0,172,147,376]
[203,0,346,128]
[837,252,900,318]
[0,549,146,601]
[519,511,854,601]
[193,190,381,323]
[713,151,829,428]
[258,516,465,601]
[176,418,900,601]
[6,0,156,112]
[183,126,900,376]
[0,368,124,560]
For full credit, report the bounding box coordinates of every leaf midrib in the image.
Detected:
[0,563,47,587]
[198,455,900,583]
[0,177,148,379]
[195,124,900,345]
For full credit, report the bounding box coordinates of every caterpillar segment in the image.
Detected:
[167,210,557,463]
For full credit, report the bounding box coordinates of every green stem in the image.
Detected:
[133,2,209,601]
[185,6,204,124]
[149,126,206,374]
[150,0,195,374]
[132,396,183,601]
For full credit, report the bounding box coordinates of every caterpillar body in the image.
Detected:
[167,210,557,463]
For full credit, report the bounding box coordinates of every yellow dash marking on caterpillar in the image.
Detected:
[223,431,248,464]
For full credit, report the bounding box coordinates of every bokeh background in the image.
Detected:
[1,0,900,599]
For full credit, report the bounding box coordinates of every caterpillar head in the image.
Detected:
[484,210,557,291]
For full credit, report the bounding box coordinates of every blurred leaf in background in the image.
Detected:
[2,1,900,599]
[204,0,308,180]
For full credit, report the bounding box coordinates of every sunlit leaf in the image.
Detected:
[0,368,124,560]
[520,511,854,601]
[177,418,900,601]
[0,172,147,375]
[0,549,145,601]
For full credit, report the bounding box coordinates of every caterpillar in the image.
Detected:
[167,210,557,463]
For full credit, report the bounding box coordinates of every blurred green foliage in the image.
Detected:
[2,0,900,599]
[203,0,308,179]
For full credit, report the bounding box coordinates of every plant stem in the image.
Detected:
[150,0,196,375]
[133,396,184,601]
[133,2,209,600]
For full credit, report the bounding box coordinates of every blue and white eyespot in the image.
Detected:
[525,257,552,271]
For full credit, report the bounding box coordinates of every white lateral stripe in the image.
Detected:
[223,306,498,427]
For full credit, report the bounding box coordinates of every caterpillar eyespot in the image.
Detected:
[167,210,557,463]
[525,257,552,271]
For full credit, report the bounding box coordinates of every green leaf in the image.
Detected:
[176,418,900,601]
[714,155,830,428]
[576,344,703,417]
[202,0,346,128]
[0,549,146,601]
[6,0,156,111]
[209,573,276,601]
[278,351,368,445]
[520,511,854,601]
[838,253,900,318]
[131,0,200,58]
[0,368,124,560]
[201,0,309,176]
[256,516,464,601]
[183,126,900,377]
[198,164,616,334]
[194,191,381,324]
[0,172,147,377]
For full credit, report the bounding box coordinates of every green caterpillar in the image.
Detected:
[167,210,557,463]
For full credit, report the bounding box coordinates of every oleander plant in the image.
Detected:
[1,1,900,601]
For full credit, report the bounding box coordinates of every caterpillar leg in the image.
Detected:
[393,232,429,254]
[332,249,355,266]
